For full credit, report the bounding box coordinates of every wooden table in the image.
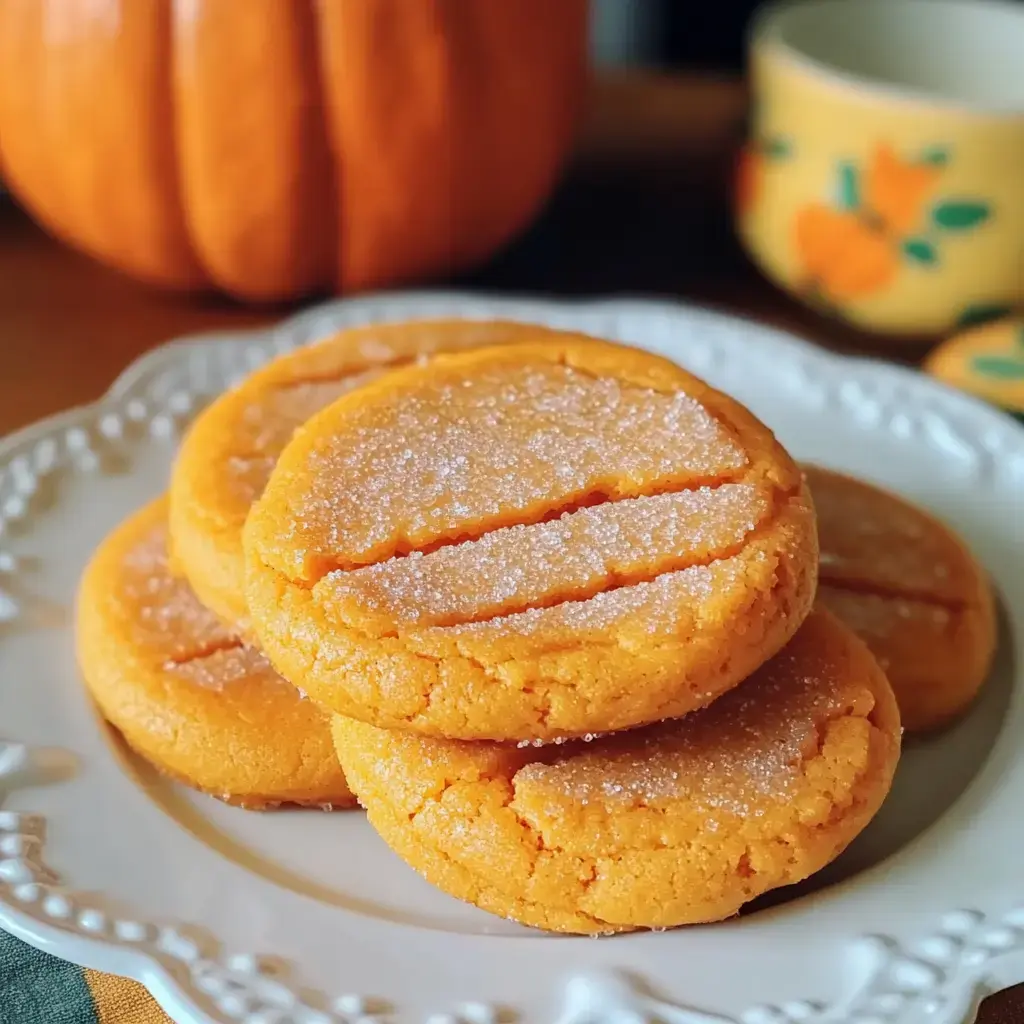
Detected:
[0,72,1020,1022]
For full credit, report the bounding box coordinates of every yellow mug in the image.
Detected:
[737,0,1024,338]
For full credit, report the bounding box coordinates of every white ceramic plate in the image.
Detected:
[0,294,1022,1024]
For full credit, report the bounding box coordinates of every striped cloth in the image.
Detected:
[3,925,1022,1023]
[1,930,169,1023]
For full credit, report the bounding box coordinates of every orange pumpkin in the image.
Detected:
[0,0,589,301]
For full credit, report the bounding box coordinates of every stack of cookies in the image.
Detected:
[76,322,997,934]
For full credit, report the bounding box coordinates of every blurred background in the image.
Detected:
[0,0,1021,427]
[591,0,759,68]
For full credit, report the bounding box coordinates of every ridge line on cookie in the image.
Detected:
[309,482,801,633]
[288,469,779,586]
[245,339,801,583]
[245,497,814,739]
[328,473,750,570]
[263,452,760,584]
[817,573,979,612]
[160,634,247,669]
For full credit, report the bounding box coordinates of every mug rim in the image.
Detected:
[750,0,1024,118]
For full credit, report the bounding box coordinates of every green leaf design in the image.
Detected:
[971,355,1024,380]
[933,201,992,231]
[919,145,950,166]
[956,303,1014,328]
[902,238,938,265]
[764,137,793,160]
[836,161,859,210]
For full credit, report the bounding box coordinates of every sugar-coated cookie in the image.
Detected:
[805,465,996,732]
[245,334,818,741]
[76,499,354,809]
[170,320,539,626]
[333,609,900,934]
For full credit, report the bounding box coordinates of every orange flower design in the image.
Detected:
[865,142,942,235]
[795,205,898,301]
[791,141,991,313]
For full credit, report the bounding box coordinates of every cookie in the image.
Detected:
[244,334,818,741]
[805,464,996,732]
[170,319,539,626]
[333,609,900,934]
[76,499,354,809]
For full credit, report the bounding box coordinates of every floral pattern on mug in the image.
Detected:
[794,143,993,308]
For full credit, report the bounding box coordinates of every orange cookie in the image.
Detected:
[333,609,900,934]
[76,499,354,809]
[170,320,539,626]
[805,465,996,732]
[245,334,818,741]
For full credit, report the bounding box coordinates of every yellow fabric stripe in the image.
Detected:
[84,968,172,1024]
